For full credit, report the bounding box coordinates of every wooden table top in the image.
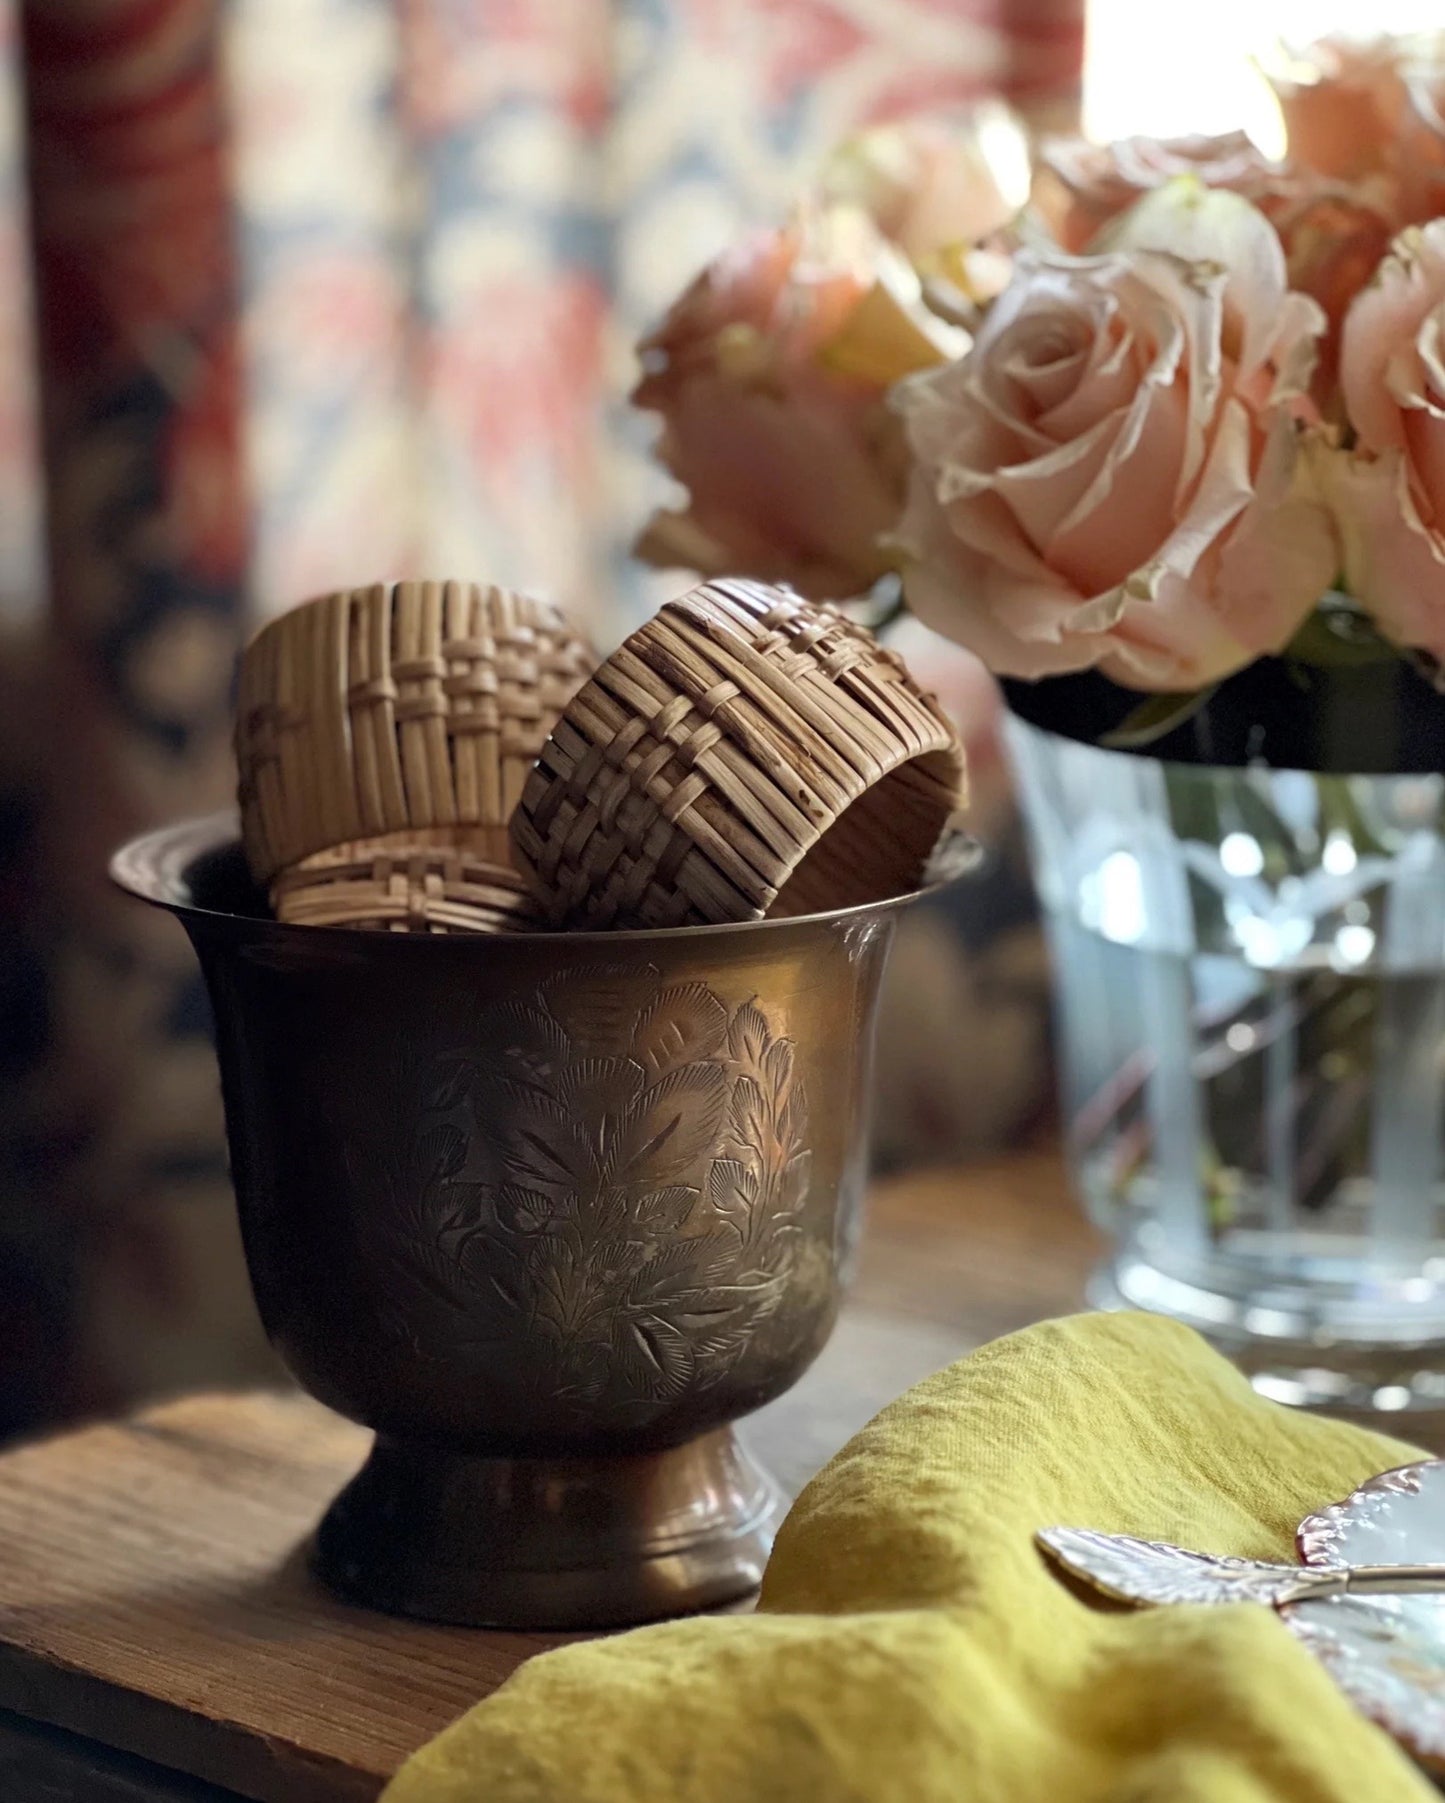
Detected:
[0,1151,1092,1803]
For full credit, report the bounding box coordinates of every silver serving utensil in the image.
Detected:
[1038,1525,1445,1612]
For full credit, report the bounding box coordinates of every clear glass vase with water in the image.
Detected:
[1009,709,1445,1419]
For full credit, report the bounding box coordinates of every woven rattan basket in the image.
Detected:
[270,830,543,934]
[510,578,966,929]
[237,580,594,931]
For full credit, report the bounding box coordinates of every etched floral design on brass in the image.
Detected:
[365,970,817,1422]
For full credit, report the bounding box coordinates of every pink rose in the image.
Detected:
[1033,129,1393,413]
[1398,70,1445,224]
[893,182,1337,690]
[633,207,965,601]
[1031,132,1288,254]
[1272,187,1396,410]
[818,106,1029,261]
[1269,37,1412,184]
[1269,35,1445,228]
[1323,220,1445,661]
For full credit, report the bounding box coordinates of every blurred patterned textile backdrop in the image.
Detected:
[0,0,1077,1434]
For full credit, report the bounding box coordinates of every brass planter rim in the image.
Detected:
[112,810,979,947]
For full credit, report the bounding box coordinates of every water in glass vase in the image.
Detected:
[1009,712,1445,1420]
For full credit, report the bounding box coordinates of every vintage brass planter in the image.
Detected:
[113,814,952,1630]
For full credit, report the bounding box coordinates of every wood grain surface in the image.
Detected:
[0,1151,1089,1803]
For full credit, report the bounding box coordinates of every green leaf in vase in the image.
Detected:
[1101,686,1220,751]
[1284,597,1397,670]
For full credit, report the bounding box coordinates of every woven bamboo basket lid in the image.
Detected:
[510,578,966,929]
[236,580,595,933]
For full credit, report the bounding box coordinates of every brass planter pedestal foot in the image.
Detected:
[314,1428,782,1629]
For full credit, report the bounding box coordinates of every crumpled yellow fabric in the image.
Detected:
[383,1312,1435,1803]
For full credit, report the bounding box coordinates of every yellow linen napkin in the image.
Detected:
[384,1312,1433,1803]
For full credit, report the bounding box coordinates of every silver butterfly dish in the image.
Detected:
[1039,1460,1445,1779]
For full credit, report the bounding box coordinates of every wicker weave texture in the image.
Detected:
[237,581,596,886]
[511,579,966,929]
[270,829,543,935]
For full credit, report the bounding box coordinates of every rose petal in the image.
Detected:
[1341,220,1445,452]
[1101,179,1305,386]
[1152,396,1256,584]
[1402,397,1445,519]
[896,476,1098,677]
[819,107,1028,260]
[1002,336,1090,415]
[1269,37,1410,183]
[1042,380,1190,593]
[1275,186,1394,411]
[1200,421,1340,655]
[892,374,1058,586]
[963,262,1118,455]
[1082,427,1332,688]
[1035,297,1139,439]
[1418,308,1445,403]
[942,488,1061,585]
[922,384,1037,508]
[1400,73,1445,224]
[1093,586,1259,689]
[1032,132,1288,255]
[991,413,1129,558]
[1316,440,1445,658]
[1120,254,1226,499]
[652,379,901,594]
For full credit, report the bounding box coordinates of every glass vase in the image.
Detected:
[1008,710,1445,1419]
